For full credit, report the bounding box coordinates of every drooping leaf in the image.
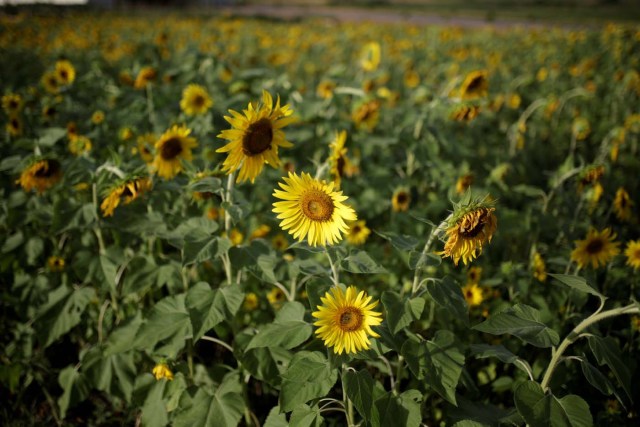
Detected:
[279,351,338,412]
[344,369,385,423]
[424,276,469,326]
[587,336,633,402]
[549,274,605,300]
[579,358,615,396]
[186,282,244,341]
[58,366,89,420]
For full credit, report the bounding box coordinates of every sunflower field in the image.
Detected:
[2,8,640,427]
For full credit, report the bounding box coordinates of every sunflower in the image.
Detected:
[271,233,289,251]
[459,70,488,100]
[55,60,76,86]
[572,117,591,141]
[613,187,633,221]
[440,206,498,266]
[2,93,23,115]
[17,159,62,194]
[404,68,420,88]
[312,285,382,355]
[456,174,474,194]
[152,363,173,381]
[450,104,480,122]
[624,240,640,271]
[316,80,336,99]
[352,99,380,131]
[180,84,213,116]
[346,220,371,245]
[6,115,23,137]
[226,228,244,246]
[531,252,547,282]
[273,172,357,247]
[570,228,620,269]
[250,224,271,240]
[391,187,411,212]
[360,42,381,72]
[136,133,156,164]
[41,71,60,94]
[151,125,197,179]
[577,165,604,192]
[217,90,295,183]
[466,266,482,284]
[134,66,157,90]
[100,176,152,217]
[67,122,78,139]
[462,283,484,307]
[91,110,105,125]
[243,292,259,311]
[68,135,92,156]
[328,130,353,189]
[267,287,287,310]
[47,256,65,272]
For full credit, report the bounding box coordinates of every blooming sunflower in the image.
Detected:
[312,286,382,355]
[2,93,23,115]
[346,220,371,245]
[55,60,76,86]
[180,84,213,116]
[360,42,381,72]
[352,99,380,131]
[47,256,65,272]
[243,292,259,311]
[328,130,353,189]
[271,233,289,251]
[273,172,357,247]
[136,133,156,164]
[624,240,640,271]
[462,283,484,307]
[316,80,336,99]
[532,252,547,282]
[250,224,271,240]
[6,115,23,137]
[91,110,105,125]
[440,206,498,266]
[17,159,62,194]
[267,287,287,310]
[152,363,173,381]
[570,228,620,269]
[391,187,411,212]
[151,125,197,180]
[459,70,488,100]
[466,266,482,284]
[613,187,633,221]
[41,71,60,94]
[134,66,157,90]
[100,176,152,217]
[68,135,92,156]
[217,90,295,183]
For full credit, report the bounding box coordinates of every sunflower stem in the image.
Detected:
[341,364,356,427]
[223,172,235,285]
[146,84,157,129]
[92,183,107,255]
[411,218,448,297]
[325,248,340,286]
[540,303,640,391]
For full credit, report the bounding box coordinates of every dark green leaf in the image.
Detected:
[37,286,96,348]
[242,346,291,387]
[280,351,338,412]
[514,381,593,427]
[188,177,222,194]
[183,236,231,267]
[382,291,425,334]
[173,385,244,427]
[247,302,312,350]
[290,404,324,427]
[58,366,89,420]
[344,369,377,423]
[341,249,386,274]
[424,331,465,405]
[2,231,23,253]
[470,344,517,364]
[141,380,168,427]
[186,282,244,341]
[579,358,615,396]
[374,230,421,251]
[549,274,604,300]
[372,390,422,427]
[134,294,191,357]
[588,336,633,402]
[424,276,469,326]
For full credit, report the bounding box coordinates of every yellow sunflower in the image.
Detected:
[151,125,197,179]
[570,228,620,269]
[68,135,92,156]
[180,84,213,116]
[312,285,382,355]
[462,283,484,307]
[250,224,271,240]
[91,110,105,125]
[532,251,547,282]
[243,292,259,311]
[47,256,65,272]
[2,93,23,115]
[346,220,371,245]
[136,133,156,164]
[391,187,411,212]
[17,159,62,194]
[624,240,640,271]
[6,115,23,137]
[55,60,76,86]
[440,206,498,266]
[273,172,357,247]
[456,174,474,194]
[466,266,482,284]
[360,42,381,72]
[352,99,380,132]
[217,90,295,183]
[41,71,60,94]
[572,117,591,141]
[459,70,488,100]
[316,80,336,99]
[328,130,353,189]
[267,287,287,310]
[100,176,152,217]
[152,363,173,381]
[613,187,633,221]
[134,66,157,90]
[271,233,289,251]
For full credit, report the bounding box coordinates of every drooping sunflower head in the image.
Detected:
[312,285,382,355]
[217,90,295,183]
[459,70,488,100]
[55,60,76,86]
[625,240,640,271]
[17,159,62,194]
[450,104,480,122]
[439,199,498,266]
[328,130,351,189]
[134,66,157,90]
[100,176,153,217]
[346,220,371,246]
[180,84,213,116]
[2,93,23,115]
[570,227,620,269]
[613,187,633,222]
[151,125,197,180]
[273,172,357,247]
[391,187,411,212]
[462,283,484,307]
[152,362,173,381]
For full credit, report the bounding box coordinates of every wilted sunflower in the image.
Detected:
[55,60,75,86]
[440,204,497,266]
[531,252,547,282]
[2,93,23,114]
[152,125,197,179]
[152,363,173,381]
[346,220,371,245]
[68,135,92,156]
[391,187,411,212]
[328,130,353,189]
[570,228,620,269]
[17,159,62,194]
[462,283,484,307]
[134,66,157,90]
[217,90,295,183]
[100,176,152,217]
[450,104,480,122]
[180,84,213,116]
[41,71,60,94]
[625,240,640,271]
[273,172,357,247]
[312,286,382,355]
[577,165,604,192]
[360,42,381,72]
[613,187,633,221]
[6,115,23,137]
[459,70,488,100]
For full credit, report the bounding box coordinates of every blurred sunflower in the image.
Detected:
[54,60,75,86]
[152,125,197,179]
[531,252,547,282]
[328,130,352,188]
[180,84,213,116]
[450,104,480,122]
[136,133,156,164]
[100,176,152,217]
[67,122,78,139]
[312,286,382,355]
[134,66,157,90]
[47,256,65,272]
[6,115,23,137]
[273,172,357,247]
[462,283,484,307]
[570,228,620,269]
[346,220,371,245]
[456,174,474,194]
[625,240,640,270]
[466,266,482,284]
[217,90,295,183]
[41,71,60,94]
[613,187,633,221]
[17,159,62,194]
[2,93,23,114]
[352,99,380,131]
[249,224,271,240]
[271,233,288,251]
[440,205,497,266]
[360,42,381,72]
[68,135,92,156]
[243,292,259,311]
[316,80,336,99]
[459,70,488,100]
[572,117,591,141]
[91,110,105,125]
[267,287,286,310]
[391,187,411,212]
[152,363,173,381]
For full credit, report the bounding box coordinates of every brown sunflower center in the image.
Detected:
[60,70,68,80]
[9,100,18,109]
[634,249,640,260]
[192,95,205,108]
[34,160,60,178]
[352,225,361,233]
[466,75,485,93]
[396,192,409,204]
[466,290,474,299]
[160,137,183,160]
[10,118,19,129]
[122,185,134,198]
[336,156,346,177]
[242,118,273,156]
[339,308,363,332]
[301,189,334,222]
[585,238,604,254]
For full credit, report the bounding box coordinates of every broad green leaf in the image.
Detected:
[246,302,312,350]
[186,282,244,341]
[470,344,517,364]
[290,404,324,427]
[242,345,291,387]
[549,274,604,300]
[25,237,43,265]
[579,358,615,396]
[424,276,469,326]
[344,369,385,423]
[587,336,633,401]
[280,351,338,412]
[58,366,89,420]
[2,231,23,253]
[161,217,219,250]
[424,330,465,405]
[371,390,422,427]
[264,406,288,427]
[473,304,559,348]
[306,281,332,313]
[173,384,244,427]
[341,249,386,274]
[551,395,592,427]
[141,380,168,427]
[514,381,593,427]
[134,294,192,357]
[82,348,136,403]
[121,256,158,295]
[37,286,96,348]
[374,230,420,251]
[104,313,143,356]
[38,127,67,147]
[452,421,489,427]
[188,177,222,194]
[183,236,231,267]
[381,291,425,334]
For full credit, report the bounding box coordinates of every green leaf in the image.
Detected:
[38,127,67,147]
[290,404,324,427]
[141,380,168,427]
[549,274,605,300]
[104,313,143,357]
[374,230,420,251]
[473,304,559,348]
[25,237,44,265]
[183,236,231,267]
[408,250,442,270]
[173,384,245,427]
[381,291,425,334]
[470,344,517,363]
[424,277,469,326]
[247,302,312,350]
[424,330,465,405]
[344,369,385,423]
[579,358,615,396]
[36,286,96,348]
[514,381,593,427]
[186,282,244,341]
[341,249,386,274]
[452,421,489,427]
[82,348,136,403]
[188,177,222,194]
[371,390,422,427]
[58,366,89,420]
[2,231,23,253]
[305,281,332,313]
[134,294,192,357]
[280,351,338,412]
[242,345,291,387]
[264,406,289,427]
[587,336,633,402]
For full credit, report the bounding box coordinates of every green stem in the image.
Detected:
[411,217,449,296]
[92,183,106,255]
[325,248,339,286]
[223,172,235,285]
[146,84,157,128]
[186,338,194,380]
[393,355,404,396]
[540,303,640,391]
[341,364,355,427]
